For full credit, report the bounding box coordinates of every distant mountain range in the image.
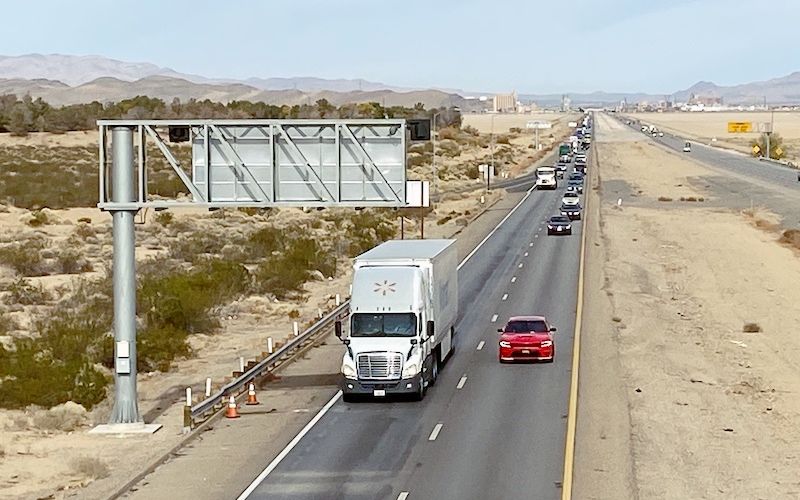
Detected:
[0,54,466,108]
[1,53,799,107]
[524,72,800,106]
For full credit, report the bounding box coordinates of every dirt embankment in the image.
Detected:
[576,114,800,499]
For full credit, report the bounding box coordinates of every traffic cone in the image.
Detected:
[224,395,240,418]
[245,383,260,405]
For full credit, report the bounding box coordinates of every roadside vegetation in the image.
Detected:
[0,209,397,409]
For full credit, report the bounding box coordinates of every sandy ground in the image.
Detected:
[575,114,800,499]
[633,111,800,162]
[462,112,576,135]
[0,118,579,499]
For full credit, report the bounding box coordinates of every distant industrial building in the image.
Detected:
[493,92,518,113]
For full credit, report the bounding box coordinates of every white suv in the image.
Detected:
[561,192,580,206]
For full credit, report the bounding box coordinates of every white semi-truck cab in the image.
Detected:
[336,240,458,401]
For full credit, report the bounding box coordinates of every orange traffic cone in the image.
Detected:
[224,395,240,418]
[245,383,260,405]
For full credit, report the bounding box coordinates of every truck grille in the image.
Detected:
[357,352,403,380]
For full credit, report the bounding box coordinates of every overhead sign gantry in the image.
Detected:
[98,119,408,426]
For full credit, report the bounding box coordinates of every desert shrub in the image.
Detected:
[408,141,433,154]
[657,196,673,202]
[69,456,110,480]
[245,226,286,260]
[346,210,396,256]
[437,127,459,140]
[168,232,228,263]
[57,249,94,274]
[31,402,88,431]
[73,222,96,239]
[407,153,429,168]
[509,127,522,133]
[466,164,481,179]
[139,258,250,334]
[743,322,762,333]
[137,324,191,372]
[0,239,49,276]
[438,139,460,158]
[288,309,300,319]
[462,125,479,136]
[779,229,800,249]
[0,311,16,334]
[0,339,109,410]
[153,211,174,226]
[3,277,51,305]
[27,210,52,227]
[254,237,336,299]
[495,135,511,145]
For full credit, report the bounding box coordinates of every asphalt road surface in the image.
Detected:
[239,152,586,499]
[617,116,800,226]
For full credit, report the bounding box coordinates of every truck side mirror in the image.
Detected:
[550,326,557,332]
[426,320,434,339]
[334,321,342,339]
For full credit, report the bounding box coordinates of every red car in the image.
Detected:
[498,316,556,363]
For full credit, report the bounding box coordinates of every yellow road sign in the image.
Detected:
[728,121,753,133]
[775,146,783,157]
[752,144,761,154]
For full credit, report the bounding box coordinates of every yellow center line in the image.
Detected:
[561,123,591,500]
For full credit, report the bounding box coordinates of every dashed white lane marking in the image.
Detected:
[490,314,498,323]
[511,276,517,283]
[529,242,534,247]
[429,423,444,441]
[518,262,524,268]
[502,293,508,301]
[457,375,467,389]
[524,252,529,257]
[535,234,539,238]
[397,493,409,500]
[477,340,485,350]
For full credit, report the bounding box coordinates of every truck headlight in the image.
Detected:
[341,358,357,379]
[499,341,511,348]
[403,362,420,378]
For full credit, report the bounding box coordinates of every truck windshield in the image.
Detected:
[351,313,417,337]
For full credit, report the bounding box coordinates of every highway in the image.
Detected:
[238,151,587,499]
[618,115,800,225]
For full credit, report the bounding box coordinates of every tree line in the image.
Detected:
[0,94,462,136]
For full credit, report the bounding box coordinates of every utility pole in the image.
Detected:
[490,113,495,190]
[432,111,440,199]
[109,126,140,424]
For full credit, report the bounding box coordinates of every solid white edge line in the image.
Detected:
[457,375,467,389]
[457,184,536,271]
[490,314,498,322]
[477,340,485,350]
[428,423,444,441]
[236,391,343,499]
[397,493,409,500]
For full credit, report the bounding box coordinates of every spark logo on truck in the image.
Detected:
[336,240,459,402]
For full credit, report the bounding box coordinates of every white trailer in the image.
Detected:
[337,240,458,401]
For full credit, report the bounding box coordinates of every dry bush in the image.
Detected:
[57,249,94,274]
[0,311,17,334]
[0,238,49,276]
[437,139,460,158]
[31,402,88,431]
[3,277,51,305]
[69,456,110,480]
[779,229,800,249]
[657,196,673,202]
[495,135,511,145]
[743,322,762,333]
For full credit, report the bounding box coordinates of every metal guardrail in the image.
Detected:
[187,300,350,427]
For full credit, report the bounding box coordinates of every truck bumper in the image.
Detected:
[340,375,422,396]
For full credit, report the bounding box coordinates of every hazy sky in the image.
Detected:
[2,0,798,94]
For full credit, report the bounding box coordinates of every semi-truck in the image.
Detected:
[336,240,458,401]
